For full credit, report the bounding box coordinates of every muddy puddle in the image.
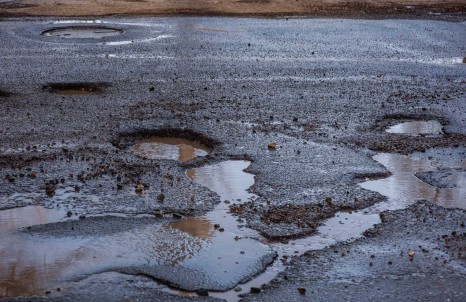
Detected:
[42,26,123,39]
[386,120,443,136]
[132,137,210,162]
[2,149,465,300]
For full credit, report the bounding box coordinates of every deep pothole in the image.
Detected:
[386,120,443,136]
[42,82,109,95]
[42,26,123,39]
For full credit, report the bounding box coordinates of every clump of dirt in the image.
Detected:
[42,82,110,95]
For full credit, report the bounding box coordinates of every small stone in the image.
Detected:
[298,287,306,295]
[214,224,220,229]
[45,291,51,295]
[66,211,73,218]
[234,286,242,292]
[135,184,145,193]
[268,142,277,150]
[218,227,225,232]
[149,87,155,91]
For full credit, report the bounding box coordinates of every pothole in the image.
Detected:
[360,152,466,210]
[131,137,210,162]
[386,120,443,136]
[0,89,12,98]
[42,82,109,95]
[42,26,123,39]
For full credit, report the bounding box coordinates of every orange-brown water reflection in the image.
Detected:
[131,137,210,162]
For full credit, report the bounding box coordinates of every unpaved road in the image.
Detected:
[0,0,465,18]
[0,14,465,302]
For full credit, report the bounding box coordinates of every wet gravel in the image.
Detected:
[242,202,466,302]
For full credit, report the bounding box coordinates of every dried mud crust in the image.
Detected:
[0,0,465,18]
[242,202,466,301]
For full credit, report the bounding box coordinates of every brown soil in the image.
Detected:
[0,0,465,17]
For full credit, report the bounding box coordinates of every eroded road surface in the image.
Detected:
[0,17,465,301]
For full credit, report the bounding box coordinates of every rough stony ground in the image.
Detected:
[242,202,466,302]
[0,15,465,301]
[0,0,465,19]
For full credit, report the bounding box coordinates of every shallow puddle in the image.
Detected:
[42,26,123,39]
[132,137,210,162]
[186,160,255,202]
[386,120,443,136]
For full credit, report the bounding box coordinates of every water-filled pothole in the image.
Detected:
[42,82,109,95]
[360,153,466,210]
[386,120,443,136]
[42,26,123,39]
[3,149,464,300]
[0,89,12,98]
[131,137,210,162]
